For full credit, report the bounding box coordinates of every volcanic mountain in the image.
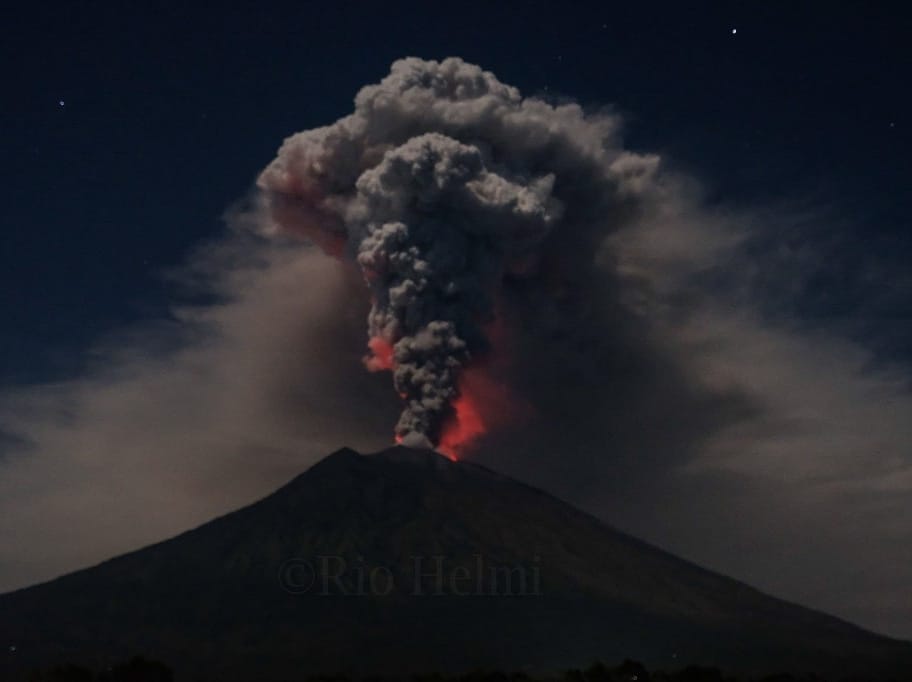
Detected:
[2,446,911,680]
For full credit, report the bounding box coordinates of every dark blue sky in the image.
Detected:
[2,1,909,385]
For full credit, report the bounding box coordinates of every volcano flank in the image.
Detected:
[2,446,911,680]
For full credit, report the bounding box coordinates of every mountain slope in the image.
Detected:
[2,446,911,680]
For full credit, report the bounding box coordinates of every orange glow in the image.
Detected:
[437,365,503,459]
[365,336,395,372]
[438,389,484,461]
[385,305,534,456]
[436,346,534,459]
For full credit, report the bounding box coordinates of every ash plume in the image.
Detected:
[258,57,657,448]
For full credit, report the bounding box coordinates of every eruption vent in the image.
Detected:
[258,57,658,450]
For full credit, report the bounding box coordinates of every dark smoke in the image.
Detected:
[258,57,658,446]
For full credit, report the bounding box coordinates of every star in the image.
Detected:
[731,28,738,35]
[58,100,65,107]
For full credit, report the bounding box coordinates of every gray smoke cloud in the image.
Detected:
[257,57,655,446]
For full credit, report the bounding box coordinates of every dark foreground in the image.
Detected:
[24,656,909,682]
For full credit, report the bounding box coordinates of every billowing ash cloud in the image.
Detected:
[258,57,657,448]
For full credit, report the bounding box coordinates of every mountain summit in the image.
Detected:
[2,446,911,680]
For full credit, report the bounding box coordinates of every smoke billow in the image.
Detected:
[258,57,657,451]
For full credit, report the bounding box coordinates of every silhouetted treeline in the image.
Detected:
[27,656,172,682]
[301,661,900,682]
[25,657,905,682]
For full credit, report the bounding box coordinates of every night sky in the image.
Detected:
[4,2,909,384]
[2,1,912,640]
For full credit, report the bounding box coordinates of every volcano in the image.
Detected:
[2,446,911,680]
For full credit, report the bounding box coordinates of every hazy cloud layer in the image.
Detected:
[1,58,910,639]
[0,228,400,590]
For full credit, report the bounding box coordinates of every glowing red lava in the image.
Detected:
[384,309,530,459]
[435,354,533,460]
[437,375,488,461]
[365,336,395,372]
